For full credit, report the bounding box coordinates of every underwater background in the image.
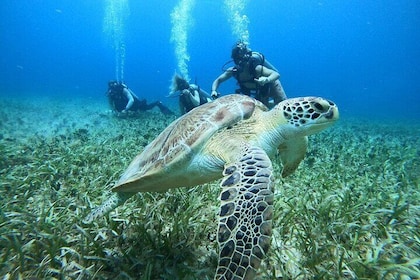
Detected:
[0,1,419,279]
[1,0,419,119]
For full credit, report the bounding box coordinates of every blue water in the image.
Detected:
[1,0,419,120]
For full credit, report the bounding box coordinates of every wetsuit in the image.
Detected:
[107,84,173,115]
[179,85,212,113]
[233,52,287,108]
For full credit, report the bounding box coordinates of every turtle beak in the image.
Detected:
[324,100,339,121]
[310,99,339,122]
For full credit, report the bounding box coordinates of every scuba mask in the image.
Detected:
[221,41,252,72]
[232,42,251,65]
[108,80,118,88]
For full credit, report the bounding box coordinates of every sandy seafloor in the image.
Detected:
[0,95,419,280]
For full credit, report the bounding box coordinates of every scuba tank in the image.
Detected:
[250,51,279,72]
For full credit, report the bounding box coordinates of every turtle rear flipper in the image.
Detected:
[216,146,274,279]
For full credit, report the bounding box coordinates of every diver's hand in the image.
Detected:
[182,89,190,95]
[255,77,271,86]
[211,90,219,99]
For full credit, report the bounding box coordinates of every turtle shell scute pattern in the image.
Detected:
[126,95,260,178]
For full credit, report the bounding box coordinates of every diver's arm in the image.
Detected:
[254,65,280,86]
[262,58,279,72]
[123,88,135,111]
[211,69,233,97]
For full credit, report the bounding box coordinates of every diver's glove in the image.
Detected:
[255,77,271,86]
[211,90,219,99]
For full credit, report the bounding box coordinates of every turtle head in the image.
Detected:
[273,97,339,137]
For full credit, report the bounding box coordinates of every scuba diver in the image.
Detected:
[211,41,287,108]
[107,81,174,115]
[169,73,212,114]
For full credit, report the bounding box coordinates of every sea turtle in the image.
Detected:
[84,94,339,279]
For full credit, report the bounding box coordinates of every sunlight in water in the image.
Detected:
[224,0,250,44]
[170,0,196,82]
[103,0,130,81]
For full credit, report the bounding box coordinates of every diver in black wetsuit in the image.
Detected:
[211,41,287,108]
[169,73,212,114]
[107,81,173,115]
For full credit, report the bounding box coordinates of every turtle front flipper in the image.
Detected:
[83,192,135,224]
[278,136,308,177]
[216,146,274,280]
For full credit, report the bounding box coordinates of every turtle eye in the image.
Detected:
[283,112,291,120]
[313,102,325,111]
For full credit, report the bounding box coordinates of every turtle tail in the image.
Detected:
[83,192,134,224]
